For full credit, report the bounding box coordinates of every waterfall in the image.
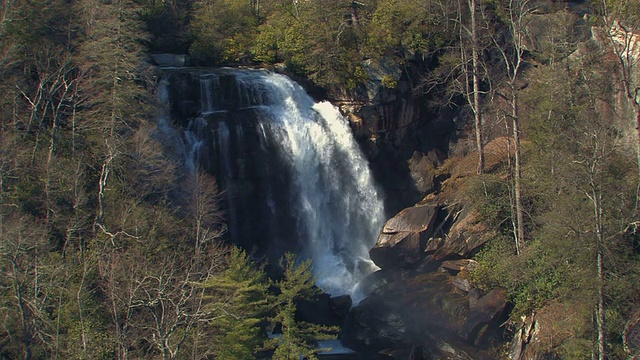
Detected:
[155,78,194,172]
[186,69,385,296]
[184,117,206,174]
[200,75,221,114]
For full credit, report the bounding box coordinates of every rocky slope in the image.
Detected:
[337,137,514,360]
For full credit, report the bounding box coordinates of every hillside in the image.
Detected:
[1,0,640,359]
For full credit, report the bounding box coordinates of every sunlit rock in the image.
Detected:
[370,203,439,269]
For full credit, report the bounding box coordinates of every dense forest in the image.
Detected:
[1,0,640,359]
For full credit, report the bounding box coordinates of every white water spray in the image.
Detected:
[191,69,385,296]
[259,73,384,295]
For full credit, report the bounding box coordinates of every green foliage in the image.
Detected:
[472,41,640,356]
[189,0,259,64]
[472,227,594,318]
[364,0,451,60]
[266,253,338,360]
[280,22,309,74]
[201,247,270,359]
[252,21,281,63]
[381,75,398,89]
[470,190,592,318]
[366,0,419,57]
[141,1,193,53]
[557,338,593,360]
[471,233,512,288]
[265,0,367,87]
[354,66,369,83]
[188,0,376,86]
[466,176,513,231]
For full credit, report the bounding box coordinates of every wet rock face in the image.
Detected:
[342,268,507,359]
[330,59,457,215]
[163,71,287,254]
[296,293,353,328]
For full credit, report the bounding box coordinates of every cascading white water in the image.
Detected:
[258,73,385,295]
[200,75,221,114]
[156,78,196,173]
[191,69,385,296]
[183,117,206,174]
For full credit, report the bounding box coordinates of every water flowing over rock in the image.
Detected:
[159,68,510,358]
[162,69,386,296]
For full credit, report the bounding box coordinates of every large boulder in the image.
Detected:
[408,151,439,195]
[381,201,438,233]
[433,207,492,261]
[297,293,352,327]
[462,288,508,346]
[151,53,187,67]
[370,203,439,269]
[421,334,495,360]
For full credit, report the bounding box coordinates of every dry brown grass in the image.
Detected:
[435,136,515,203]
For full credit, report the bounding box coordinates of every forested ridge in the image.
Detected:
[0,1,336,358]
[1,0,640,359]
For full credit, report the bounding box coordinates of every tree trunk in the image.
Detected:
[45,112,58,227]
[351,1,361,27]
[635,104,640,175]
[596,246,606,360]
[13,263,32,360]
[512,90,524,254]
[470,0,484,174]
[97,159,110,227]
[592,189,606,360]
[76,253,89,355]
[0,173,4,235]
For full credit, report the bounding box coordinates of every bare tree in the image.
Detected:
[188,171,225,252]
[469,0,485,174]
[98,240,227,360]
[455,0,487,174]
[15,45,78,228]
[419,0,487,173]
[132,252,223,360]
[492,0,535,254]
[0,216,67,360]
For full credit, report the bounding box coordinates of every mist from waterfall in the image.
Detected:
[179,69,385,296]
